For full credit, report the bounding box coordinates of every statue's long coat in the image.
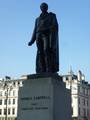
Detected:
[30,12,59,73]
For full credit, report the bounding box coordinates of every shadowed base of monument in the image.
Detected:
[17,73,72,120]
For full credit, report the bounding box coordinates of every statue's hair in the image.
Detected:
[40,2,48,10]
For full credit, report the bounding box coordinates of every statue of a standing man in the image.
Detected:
[28,3,59,73]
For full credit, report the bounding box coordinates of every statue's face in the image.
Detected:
[40,3,48,13]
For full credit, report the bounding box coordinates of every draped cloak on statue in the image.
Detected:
[29,12,59,73]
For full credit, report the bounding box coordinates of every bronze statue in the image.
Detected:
[28,2,59,73]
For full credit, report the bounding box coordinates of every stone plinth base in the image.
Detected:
[17,73,71,120]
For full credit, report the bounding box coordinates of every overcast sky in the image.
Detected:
[0,0,90,81]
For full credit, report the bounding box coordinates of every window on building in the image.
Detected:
[86,89,88,95]
[13,82,16,86]
[66,77,68,80]
[8,99,11,105]
[4,109,6,115]
[83,108,86,117]
[8,108,10,115]
[0,109,2,115]
[83,88,85,95]
[79,97,80,104]
[0,91,2,96]
[71,107,73,115]
[8,91,11,96]
[78,86,80,93]
[13,90,15,96]
[13,99,15,105]
[4,99,7,105]
[4,91,7,96]
[0,99,2,105]
[87,109,89,116]
[79,107,80,115]
[18,81,22,87]
[87,100,88,106]
[84,99,85,105]
[12,108,15,115]
[82,98,85,106]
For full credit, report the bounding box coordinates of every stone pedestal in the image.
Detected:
[17,73,71,120]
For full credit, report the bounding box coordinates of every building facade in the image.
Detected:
[63,70,90,120]
[0,71,90,120]
[0,77,23,120]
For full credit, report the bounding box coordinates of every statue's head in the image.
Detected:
[40,2,48,13]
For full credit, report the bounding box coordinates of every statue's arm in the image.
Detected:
[28,20,37,46]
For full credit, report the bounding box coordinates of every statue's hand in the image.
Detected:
[28,41,32,46]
